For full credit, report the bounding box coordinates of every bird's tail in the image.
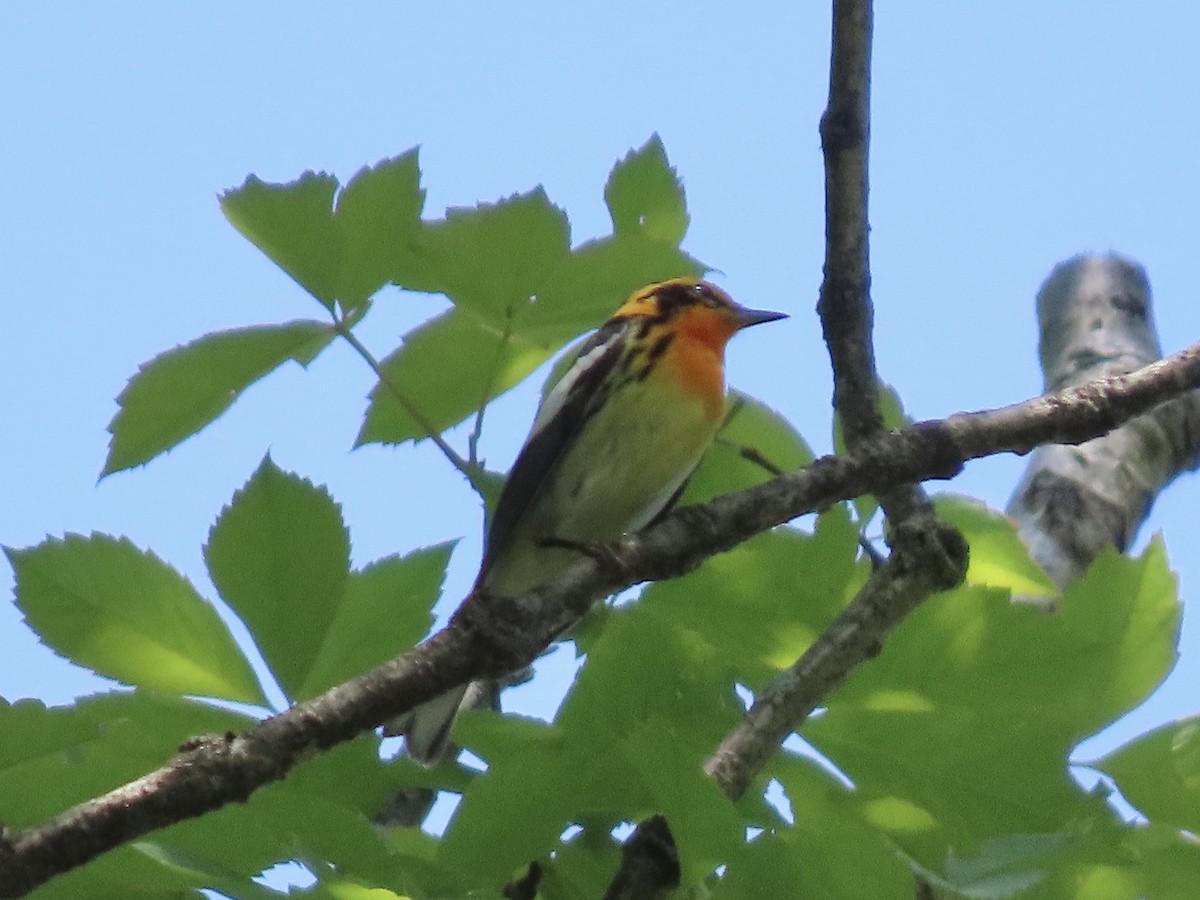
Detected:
[387,679,503,767]
[389,684,471,766]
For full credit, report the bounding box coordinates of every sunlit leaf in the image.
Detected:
[1094,715,1200,834]
[6,538,264,703]
[299,544,455,699]
[804,538,1180,867]
[935,494,1058,600]
[222,170,341,307]
[204,455,350,701]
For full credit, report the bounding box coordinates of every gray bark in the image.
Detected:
[1006,253,1200,593]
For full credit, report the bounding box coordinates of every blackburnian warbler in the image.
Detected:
[400,278,786,764]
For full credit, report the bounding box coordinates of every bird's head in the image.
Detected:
[612,278,787,348]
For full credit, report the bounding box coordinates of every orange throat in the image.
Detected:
[665,309,734,421]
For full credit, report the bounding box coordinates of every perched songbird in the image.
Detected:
[400,278,787,764]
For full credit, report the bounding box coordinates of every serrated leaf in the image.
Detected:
[356,307,562,446]
[220,152,430,314]
[533,232,707,333]
[222,171,342,307]
[298,543,455,698]
[103,319,334,476]
[802,538,1181,867]
[605,135,689,244]
[359,168,708,449]
[934,494,1058,600]
[204,455,350,701]
[333,152,436,301]
[412,188,570,325]
[1094,715,1200,834]
[5,537,265,703]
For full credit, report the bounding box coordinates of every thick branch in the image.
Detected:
[1007,254,1200,589]
[601,816,680,900]
[818,0,880,446]
[718,0,955,807]
[705,513,967,798]
[3,344,1200,896]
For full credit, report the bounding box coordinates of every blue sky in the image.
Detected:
[2,0,1197,807]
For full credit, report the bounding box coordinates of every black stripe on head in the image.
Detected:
[636,280,730,335]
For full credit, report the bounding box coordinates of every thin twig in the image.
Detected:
[468,308,516,467]
[333,318,487,496]
[713,437,786,477]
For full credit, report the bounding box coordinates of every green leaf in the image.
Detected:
[0,692,254,828]
[441,714,581,881]
[220,151,429,313]
[447,608,747,883]
[103,319,334,476]
[334,152,436,300]
[934,494,1058,601]
[359,153,706,449]
[681,392,816,506]
[1094,715,1200,834]
[1010,818,1200,899]
[557,603,744,754]
[411,188,570,325]
[620,723,744,883]
[604,135,689,244]
[298,543,455,698]
[356,306,563,446]
[716,754,911,899]
[0,694,268,898]
[802,538,1181,868]
[935,832,1072,898]
[536,831,623,900]
[222,170,342,308]
[204,455,351,701]
[639,510,863,684]
[533,232,706,333]
[5,537,264,703]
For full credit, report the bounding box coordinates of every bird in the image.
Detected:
[398,277,787,765]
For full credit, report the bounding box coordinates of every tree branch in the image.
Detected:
[704,512,967,798]
[1006,253,1200,591]
[601,816,680,900]
[818,0,880,448]
[706,0,963,805]
[3,343,1200,896]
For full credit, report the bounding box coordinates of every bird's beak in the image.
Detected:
[734,306,789,329]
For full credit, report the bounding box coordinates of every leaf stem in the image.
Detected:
[332,316,488,498]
